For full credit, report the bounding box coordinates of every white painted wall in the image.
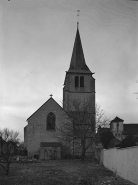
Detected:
[101,146,138,185]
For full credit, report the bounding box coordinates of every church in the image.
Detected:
[24,25,95,159]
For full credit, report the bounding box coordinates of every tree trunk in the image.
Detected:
[6,162,10,175]
[81,149,85,161]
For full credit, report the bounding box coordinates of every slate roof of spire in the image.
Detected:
[68,27,92,73]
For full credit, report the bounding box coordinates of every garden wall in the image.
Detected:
[100,146,138,185]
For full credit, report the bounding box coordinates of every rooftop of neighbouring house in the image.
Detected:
[123,124,138,135]
[97,127,110,133]
[110,116,124,123]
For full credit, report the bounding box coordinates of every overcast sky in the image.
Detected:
[0,0,138,141]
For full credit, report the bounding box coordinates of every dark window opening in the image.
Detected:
[47,112,56,130]
[80,76,84,87]
[75,76,79,87]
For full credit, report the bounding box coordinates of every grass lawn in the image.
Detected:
[0,160,135,185]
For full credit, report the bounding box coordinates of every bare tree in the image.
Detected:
[0,128,19,175]
[57,100,94,161]
[57,100,110,161]
[96,104,110,129]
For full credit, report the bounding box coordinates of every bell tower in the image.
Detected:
[63,25,95,117]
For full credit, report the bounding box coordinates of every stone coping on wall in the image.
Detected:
[102,146,138,151]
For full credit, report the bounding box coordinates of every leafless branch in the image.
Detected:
[0,128,19,175]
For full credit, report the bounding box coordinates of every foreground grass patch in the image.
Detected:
[0,160,135,185]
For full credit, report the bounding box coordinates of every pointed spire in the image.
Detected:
[68,26,91,73]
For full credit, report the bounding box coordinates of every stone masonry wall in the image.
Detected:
[63,73,95,113]
[25,99,66,157]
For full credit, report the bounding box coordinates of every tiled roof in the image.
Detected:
[110,116,124,123]
[123,124,138,135]
[40,142,62,147]
[98,127,110,133]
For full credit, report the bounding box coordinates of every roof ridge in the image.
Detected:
[27,98,63,121]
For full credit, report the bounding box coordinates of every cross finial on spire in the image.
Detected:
[77,10,80,28]
[50,94,53,98]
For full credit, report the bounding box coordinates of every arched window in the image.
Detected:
[47,112,56,130]
[75,76,79,87]
[80,76,84,87]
